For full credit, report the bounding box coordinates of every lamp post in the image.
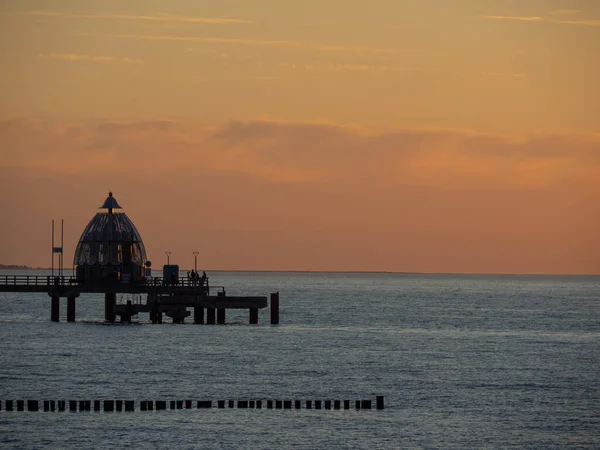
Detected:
[165,251,171,265]
[193,251,199,272]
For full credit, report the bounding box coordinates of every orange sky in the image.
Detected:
[0,0,599,273]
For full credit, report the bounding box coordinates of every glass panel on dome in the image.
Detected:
[98,243,105,265]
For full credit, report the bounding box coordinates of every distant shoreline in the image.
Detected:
[0,264,42,270]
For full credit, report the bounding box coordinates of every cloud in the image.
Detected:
[38,53,144,63]
[108,34,395,54]
[277,62,527,78]
[484,14,600,27]
[1,118,598,273]
[1,117,598,189]
[5,10,248,24]
[549,9,582,16]
[485,15,546,22]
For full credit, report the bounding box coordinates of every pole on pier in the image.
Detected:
[249,308,258,324]
[66,296,76,322]
[376,396,384,410]
[51,296,60,322]
[193,251,199,272]
[206,308,216,325]
[105,293,116,322]
[194,306,204,324]
[270,292,279,325]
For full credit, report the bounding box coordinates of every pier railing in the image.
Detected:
[0,275,222,290]
[0,275,72,286]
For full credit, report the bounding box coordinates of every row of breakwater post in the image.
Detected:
[0,397,384,412]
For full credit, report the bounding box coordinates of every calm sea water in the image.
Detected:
[0,270,598,449]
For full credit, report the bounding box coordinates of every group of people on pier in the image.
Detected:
[187,270,208,287]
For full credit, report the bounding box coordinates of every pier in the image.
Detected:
[0,275,278,324]
[0,192,279,324]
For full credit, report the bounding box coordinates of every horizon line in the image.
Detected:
[0,266,597,277]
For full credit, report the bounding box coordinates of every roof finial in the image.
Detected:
[100,192,122,211]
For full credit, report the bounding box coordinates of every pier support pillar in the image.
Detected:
[270,292,280,325]
[121,300,132,323]
[217,308,226,324]
[105,293,116,322]
[66,296,76,322]
[249,308,258,324]
[150,302,158,323]
[51,296,60,322]
[194,306,204,324]
[206,308,216,325]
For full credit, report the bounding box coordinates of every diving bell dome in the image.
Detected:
[73,192,147,283]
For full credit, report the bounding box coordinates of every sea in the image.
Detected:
[0,270,598,449]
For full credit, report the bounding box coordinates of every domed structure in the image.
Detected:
[74,192,147,283]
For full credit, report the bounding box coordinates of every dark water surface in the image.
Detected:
[0,271,598,448]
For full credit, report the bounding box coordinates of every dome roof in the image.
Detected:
[74,193,147,266]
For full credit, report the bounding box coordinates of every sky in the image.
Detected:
[0,0,599,273]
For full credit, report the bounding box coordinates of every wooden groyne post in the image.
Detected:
[0,396,385,412]
[270,292,279,325]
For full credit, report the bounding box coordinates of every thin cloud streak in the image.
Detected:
[108,33,396,53]
[484,15,600,27]
[4,10,248,24]
[277,62,527,79]
[38,53,144,63]
[549,10,583,16]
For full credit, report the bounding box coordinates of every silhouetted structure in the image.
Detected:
[0,192,276,324]
[74,192,147,284]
